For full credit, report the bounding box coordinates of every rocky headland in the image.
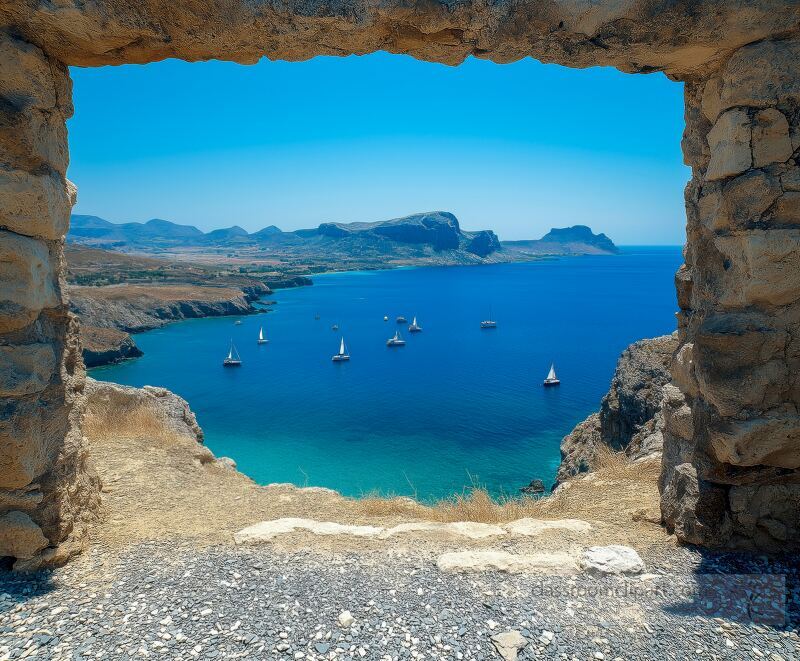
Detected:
[502,225,620,256]
[79,326,143,368]
[556,333,679,486]
[69,283,265,334]
[69,282,271,367]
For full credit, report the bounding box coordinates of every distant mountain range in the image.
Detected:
[68,212,618,259]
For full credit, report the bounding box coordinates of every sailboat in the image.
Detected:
[396,316,407,324]
[543,363,560,387]
[257,326,268,344]
[332,337,350,362]
[408,316,422,333]
[223,340,242,367]
[480,307,497,329]
[387,330,406,347]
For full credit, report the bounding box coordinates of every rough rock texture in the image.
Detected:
[2,0,798,77]
[557,334,678,484]
[0,31,102,571]
[578,545,645,576]
[79,325,143,368]
[69,284,257,334]
[1,2,800,563]
[661,36,800,552]
[85,378,204,444]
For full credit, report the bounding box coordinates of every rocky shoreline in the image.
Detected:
[71,282,279,368]
[555,333,678,487]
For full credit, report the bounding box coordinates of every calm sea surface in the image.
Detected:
[91,247,682,500]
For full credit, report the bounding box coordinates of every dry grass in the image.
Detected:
[355,445,664,544]
[84,401,185,446]
[84,389,668,554]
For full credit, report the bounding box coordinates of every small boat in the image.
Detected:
[396,316,407,324]
[257,327,268,344]
[543,363,560,387]
[332,337,350,362]
[234,320,242,326]
[480,307,497,329]
[331,324,339,331]
[383,315,389,322]
[387,330,406,347]
[223,340,242,367]
[408,316,422,333]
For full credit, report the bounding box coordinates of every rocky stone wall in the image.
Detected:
[0,32,101,570]
[661,37,800,552]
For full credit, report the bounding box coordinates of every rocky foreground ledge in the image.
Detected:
[2,377,799,658]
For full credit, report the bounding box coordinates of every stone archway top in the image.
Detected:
[2,1,799,77]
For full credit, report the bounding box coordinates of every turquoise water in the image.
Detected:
[91,247,682,500]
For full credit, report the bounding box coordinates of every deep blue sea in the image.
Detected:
[91,247,682,500]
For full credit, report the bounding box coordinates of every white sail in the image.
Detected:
[227,348,233,361]
[412,316,417,326]
[259,327,264,341]
[339,337,346,355]
[547,364,557,380]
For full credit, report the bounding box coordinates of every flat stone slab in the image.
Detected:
[436,550,579,574]
[234,517,592,545]
[381,521,506,539]
[579,545,645,576]
[503,518,592,536]
[234,518,383,544]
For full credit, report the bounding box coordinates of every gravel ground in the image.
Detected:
[1,543,798,660]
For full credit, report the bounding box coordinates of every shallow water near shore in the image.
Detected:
[92,247,682,500]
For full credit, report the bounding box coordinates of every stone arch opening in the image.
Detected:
[1,1,799,568]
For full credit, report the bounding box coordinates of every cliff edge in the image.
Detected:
[556,333,678,486]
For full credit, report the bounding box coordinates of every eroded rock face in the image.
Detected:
[662,36,800,552]
[557,334,678,484]
[2,0,798,79]
[0,32,102,570]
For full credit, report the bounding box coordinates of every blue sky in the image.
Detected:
[68,53,688,244]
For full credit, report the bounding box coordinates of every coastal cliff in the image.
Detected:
[80,326,143,368]
[70,283,266,334]
[556,333,678,486]
[70,282,272,367]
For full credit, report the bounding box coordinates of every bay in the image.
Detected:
[91,246,682,500]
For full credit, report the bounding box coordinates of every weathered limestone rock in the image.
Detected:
[752,109,793,168]
[491,631,528,661]
[435,550,578,575]
[0,510,48,559]
[0,168,71,240]
[0,32,101,569]
[578,545,645,576]
[557,334,677,484]
[0,343,56,396]
[706,109,752,181]
[0,231,58,332]
[662,36,800,551]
